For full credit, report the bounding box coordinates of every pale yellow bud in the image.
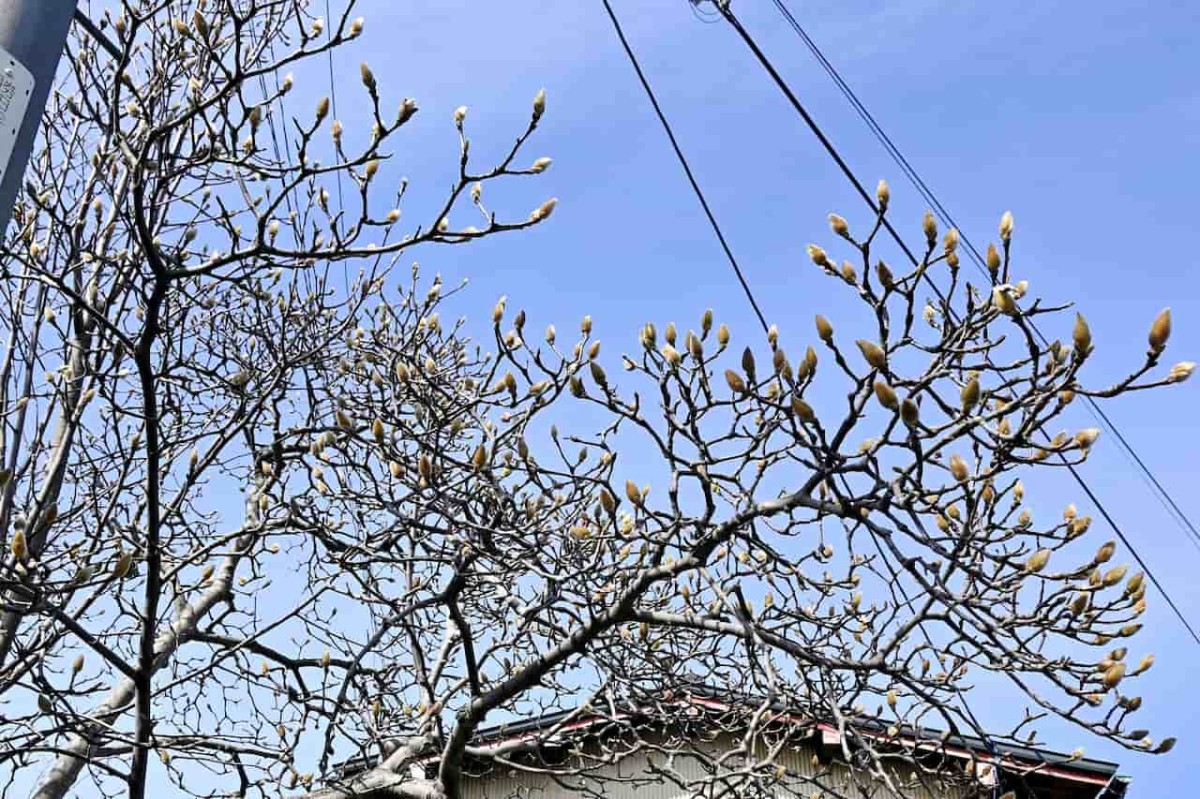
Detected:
[1147,308,1171,351]
[961,376,980,412]
[1073,313,1092,356]
[876,179,889,209]
[986,242,1001,274]
[349,17,364,36]
[949,454,969,482]
[1026,548,1051,573]
[922,211,937,245]
[10,529,27,560]
[1168,361,1195,383]
[532,88,546,121]
[993,286,1017,316]
[530,197,558,222]
[815,315,834,343]
[873,381,898,410]
[1102,565,1129,587]
[829,214,849,237]
[530,157,553,173]
[807,244,829,267]
[999,211,1014,242]
[453,105,468,124]
[856,339,887,370]
[1102,662,1126,689]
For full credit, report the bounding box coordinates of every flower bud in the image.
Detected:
[720,369,747,396]
[532,88,546,121]
[1102,565,1129,587]
[10,529,26,560]
[815,315,834,344]
[530,157,553,173]
[360,62,376,92]
[807,244,829,267]
[999,211,1014,243]
[829,214,849,237]
[1148,308,1171,352]
[316,96,330,122]
[873,381,898,410]
[875,261,894,289]
[961,376,980,412]
[949,454,970,482]
[992,286,1017,316]
[1075,428,1101,449]
[1168,361,1195,383]
[900,398,920,428]
[856,339,887,370]
[1026,548,1051,573]
[876,179,889,210]
[1073,313,1092,357]
[1102,662,1125,689]
[791,397,816,423]
[454,105,468,124]
[530,198,557,222]
[922,211,937,246]
[986,242,1001,275]
[943,228,959,253]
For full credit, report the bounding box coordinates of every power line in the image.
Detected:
[324,0,345,213]
[710,1,1200,647]
[598,0,769,334]
[767,0,1200,556]
[599,2,1010,783]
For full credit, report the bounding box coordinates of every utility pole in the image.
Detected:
[0,0,77,235]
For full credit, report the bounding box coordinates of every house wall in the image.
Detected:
[461,735,971,799]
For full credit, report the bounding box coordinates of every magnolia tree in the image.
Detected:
[0,2,1192,799]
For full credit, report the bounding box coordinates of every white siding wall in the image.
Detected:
[462,736,969,799]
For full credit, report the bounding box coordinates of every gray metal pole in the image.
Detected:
[0,0,77,235]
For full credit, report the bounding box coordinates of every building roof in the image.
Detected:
[342,685,1131,798]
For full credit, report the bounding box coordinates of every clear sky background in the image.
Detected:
[301,0,1200,793]
[15,1,1200,796]
[308,0,1200,793]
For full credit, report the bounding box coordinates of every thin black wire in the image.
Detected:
[715,3,1200,648]
[599,0,769,334]
[324,0,345,212]
[603,0,1007,775]
[770,0,1200,555]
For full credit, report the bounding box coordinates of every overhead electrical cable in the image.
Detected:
[766,0,1200,556]
[708,1,1200,647]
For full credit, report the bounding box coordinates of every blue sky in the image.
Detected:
[24,1,1190,795]
[314,0,1200,792]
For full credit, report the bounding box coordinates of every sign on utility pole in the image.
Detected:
[0,0,77,235]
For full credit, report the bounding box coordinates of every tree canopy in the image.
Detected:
[0,2,1190,798]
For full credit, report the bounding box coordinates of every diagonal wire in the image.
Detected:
[713,2,1200,648]
[601,0,1011,783]
[768,0,1200,555]
[599,0,769,334]
[324,0,345,213]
